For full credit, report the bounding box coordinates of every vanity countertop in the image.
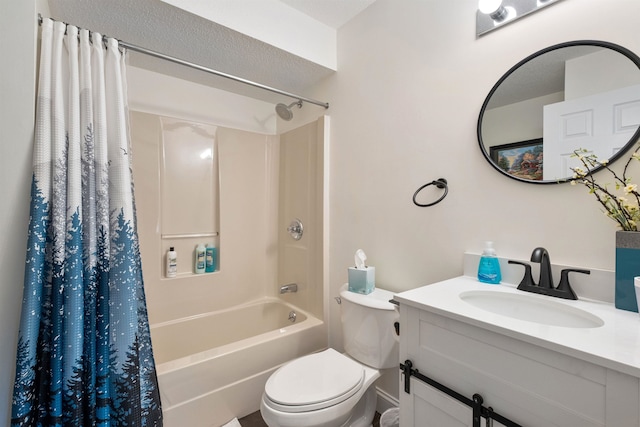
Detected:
[394,276,640,378]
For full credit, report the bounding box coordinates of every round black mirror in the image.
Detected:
[478,40,640,184]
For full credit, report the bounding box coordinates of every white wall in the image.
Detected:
[565,48,640,99]
[0,0,39,423]
[326,0,640,400]
[482,92,563,146]
[127,65,279,135]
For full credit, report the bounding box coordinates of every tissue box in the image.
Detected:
[348,266,375,294]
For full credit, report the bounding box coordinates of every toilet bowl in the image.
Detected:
[260,285,399,427]
[260,348,380,427]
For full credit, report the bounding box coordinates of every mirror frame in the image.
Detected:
[477,40,640,184]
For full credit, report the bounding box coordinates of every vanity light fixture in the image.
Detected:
[477,0,563,37]
[478,0,510,22]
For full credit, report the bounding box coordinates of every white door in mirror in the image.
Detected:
[543,84,640,180]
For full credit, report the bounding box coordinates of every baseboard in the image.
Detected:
[376,387,399,414]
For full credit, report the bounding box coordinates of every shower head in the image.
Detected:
[275,100,302,121]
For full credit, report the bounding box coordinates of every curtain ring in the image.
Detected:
[412,178,448,207]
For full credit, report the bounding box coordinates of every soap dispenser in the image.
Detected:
[478,241,501,284]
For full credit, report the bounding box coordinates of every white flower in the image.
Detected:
[571,147,640,231]
[573,167,586,178]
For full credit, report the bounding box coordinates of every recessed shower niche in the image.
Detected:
[130,112,221,278]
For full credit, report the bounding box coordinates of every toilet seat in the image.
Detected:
[264,349,365,413]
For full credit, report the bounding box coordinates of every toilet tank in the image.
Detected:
[339,284,399,369]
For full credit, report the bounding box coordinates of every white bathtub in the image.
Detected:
[151,298,326,427]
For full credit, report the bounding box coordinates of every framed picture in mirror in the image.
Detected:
[490,138,543,181]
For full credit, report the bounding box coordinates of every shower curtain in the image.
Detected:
[11,19,162,426]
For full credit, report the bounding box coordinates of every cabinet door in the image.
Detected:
[401,375,515,427]
[402,377,473,427]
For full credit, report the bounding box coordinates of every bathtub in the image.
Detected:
[150,298,325,427]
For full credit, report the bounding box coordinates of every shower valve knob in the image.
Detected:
[287,218,304,240]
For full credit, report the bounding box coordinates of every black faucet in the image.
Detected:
[531,247,553,289]
[508,247,590,300]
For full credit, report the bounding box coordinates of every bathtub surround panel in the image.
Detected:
[131,111,279,323]
[127,62,327,319]
[277,119,325,319]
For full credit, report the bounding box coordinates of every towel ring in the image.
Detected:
[412,178,448,207]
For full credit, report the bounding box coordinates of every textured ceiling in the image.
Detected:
[47,0,360,105]
[487,45,603,108]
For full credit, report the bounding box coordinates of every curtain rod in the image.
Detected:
[37,14,330,109]
[119,41,329,108]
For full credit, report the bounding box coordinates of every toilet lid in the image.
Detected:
[264,348,364,412]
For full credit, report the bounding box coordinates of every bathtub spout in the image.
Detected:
[279,283,298,294]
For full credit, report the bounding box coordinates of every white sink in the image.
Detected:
[459,290,605,328]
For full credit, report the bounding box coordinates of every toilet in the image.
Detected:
[260,284,399,427]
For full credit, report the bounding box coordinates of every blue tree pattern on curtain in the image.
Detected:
[11,19,162,427]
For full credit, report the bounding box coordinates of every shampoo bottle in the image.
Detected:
[478,241,501,284]
[205,244,217,273]
[166,247,177,278]
[194,243,206,274]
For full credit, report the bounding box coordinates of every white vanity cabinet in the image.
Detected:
[396,278,640,427]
